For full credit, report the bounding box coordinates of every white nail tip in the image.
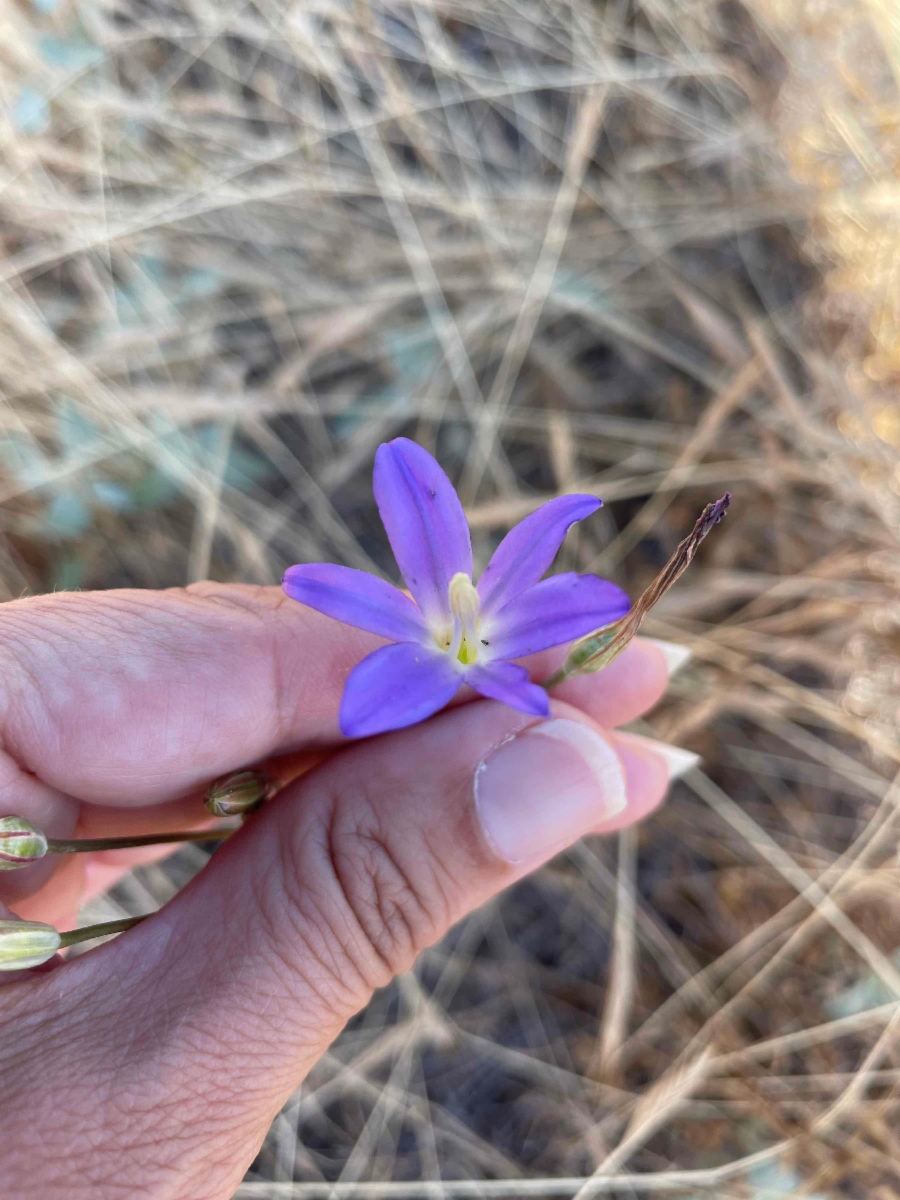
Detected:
[645,638,693,677]
[529,719,628,818]
[636,738,702,779]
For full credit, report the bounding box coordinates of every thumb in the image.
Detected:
[9,698,673,1196]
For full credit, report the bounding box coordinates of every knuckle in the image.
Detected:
[260,829,368,1019]
[277,776,458,994]
[333,819,433,977]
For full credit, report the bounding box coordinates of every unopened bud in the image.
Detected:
[204,769,271,818]
[0,816,48,870]
[0,919,61,970]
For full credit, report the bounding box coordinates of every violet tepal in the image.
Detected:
[283,438,629,737]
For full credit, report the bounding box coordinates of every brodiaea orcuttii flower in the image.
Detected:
[283,438,629,737]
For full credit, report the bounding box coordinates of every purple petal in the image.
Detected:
[484,573,630,660]
[283,563,428,643]
[464,661,549,717]
[374,438,472,625]
[340,642,461,737]
[477,495,602,615]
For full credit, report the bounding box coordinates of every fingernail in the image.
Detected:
[474,718,627,864]
[618,733,701,779]
[645,638,692,677]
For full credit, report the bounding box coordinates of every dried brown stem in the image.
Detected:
[545,494,731,688]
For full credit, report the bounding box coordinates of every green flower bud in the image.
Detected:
[0,919,61,970]
[0,816,48,871]
[204,769,270,818]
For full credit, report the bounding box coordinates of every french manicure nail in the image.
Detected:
[474,718,627,864]
[618,733,701,779]
[645,638,693,677]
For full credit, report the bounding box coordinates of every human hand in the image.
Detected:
[0,583,685,1198]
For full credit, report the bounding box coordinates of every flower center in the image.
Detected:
[446,572,482,666]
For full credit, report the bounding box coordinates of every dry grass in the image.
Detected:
[2,0,900,1195]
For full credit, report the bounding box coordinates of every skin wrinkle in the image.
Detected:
[35,920,233,1088]
[2,949,305,1196]
[265,797,381,1018]
[51,1116,193,1200]
[0,757,505,1197]
[264,598,332,752]
[318,739,504,983]
[443,763,493,868]
[331,807,438,978]
[0,590,302,800]
[259,871,371,1047]
[140,908,334,1075]
[120,937,203,1064]
[0,631,36,740]
[291,802,396,1000]
[241,587,379,749]
[6,604,156,720]
[109,1051,244,1146]
[251,834,365,1022]
[0,632,70,771]
[0,1001,132,1195]
[124,985,290,1152]
[62,809,367,1095]
[0,585,674,1198]
[224,590,312,755]
[2,610,131,775]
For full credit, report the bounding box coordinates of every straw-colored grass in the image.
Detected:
[2,0,899,1194]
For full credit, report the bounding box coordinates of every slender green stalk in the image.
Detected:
[58,915,148,949]
[46,828,232,855]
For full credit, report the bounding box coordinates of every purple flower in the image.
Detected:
[283,438,629,737]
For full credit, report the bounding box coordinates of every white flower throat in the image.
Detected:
[437,572,485,666]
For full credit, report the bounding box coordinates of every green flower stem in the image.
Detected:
[46,828,232,855]
[58,915,148,949]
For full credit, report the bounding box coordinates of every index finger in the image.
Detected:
[0,582,671,806]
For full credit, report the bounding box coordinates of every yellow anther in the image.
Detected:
[448,572,480,622]
[447,572,482,665]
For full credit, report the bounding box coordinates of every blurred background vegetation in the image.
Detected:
[3,0,900,1195]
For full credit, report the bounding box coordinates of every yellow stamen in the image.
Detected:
[448,572,481,665]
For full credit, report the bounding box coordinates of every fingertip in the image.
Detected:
[542,638,672,728]
[595,729,699,835]
[536,701,668,838]
[642,638,692,677]
[609,730,672,813]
